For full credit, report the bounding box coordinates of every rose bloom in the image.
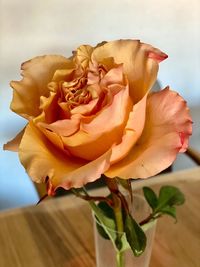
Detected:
[4,39,192,195]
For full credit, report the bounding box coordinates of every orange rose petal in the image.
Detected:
[38,125,65,151]
[62,129,120,161]
[71,97,99,115]
[75,45,94,68]
[148,51,168,63]
[62,84,132,160]
[10,55,71,119]
[106,133,183,179]
[81,84,131,135]
[3,128,25,152]
[38,91,58,123]
[52,68,75,82]
[92,39,167,103]
[38,116,80,137]
[100,64,124,87]
[56,148,112,190]
[19,122,111,192]
[110,93,147,164]
[106,88,192,179]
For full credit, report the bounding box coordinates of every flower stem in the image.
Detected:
[104,177,125,267]
[113,195,125,267]
[117,251,124,267]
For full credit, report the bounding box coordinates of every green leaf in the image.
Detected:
[89,201,119,251]
[125,214,146,257]
[97,199,129,251]
[95,217,110,239]
[90,200,129,252]
[156,186,185,212]
[95,200,115,240]
[143,187,158,210]
[98,199,115,219]
[159,206,177,221]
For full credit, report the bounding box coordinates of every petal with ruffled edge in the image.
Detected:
[75,45,94,68]
[18,121,112,194]
[3,128,25,152]
[10,55,73,119]
[106,88,192,179]
[91,39,168,103]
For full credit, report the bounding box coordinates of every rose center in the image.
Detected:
[61,79,92,110]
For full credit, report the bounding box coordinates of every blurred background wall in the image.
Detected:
[0,0,199,210]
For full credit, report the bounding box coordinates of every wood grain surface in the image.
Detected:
[0,167,200,267]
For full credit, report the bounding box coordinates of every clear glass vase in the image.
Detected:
[93,194,156,267]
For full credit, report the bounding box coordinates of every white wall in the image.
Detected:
[1,0,200,210]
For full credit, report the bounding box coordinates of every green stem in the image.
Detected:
[113,196,125,267]
[104,178,125,267]
[113,194,124,232]
[139,212,161,226]
[117,251,124,267]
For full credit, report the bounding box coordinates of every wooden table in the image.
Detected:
[0,167,200,267]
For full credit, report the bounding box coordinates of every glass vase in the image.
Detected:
[93,194,156,267]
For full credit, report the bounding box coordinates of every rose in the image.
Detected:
[4,39,192,195]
